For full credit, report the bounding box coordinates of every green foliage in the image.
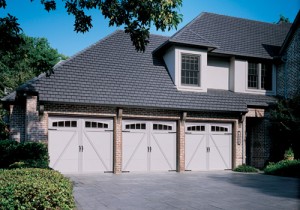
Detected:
[233,164,258,173]
[0,34,67,98]
[0,168,75,209]
[0,0,183,52]
[0,140,49,169]
[284,147,294,159]
[0,109,9,140]
[270,96,300,161]
[264,160,300,178]
[0,14,23,52]
[279,14,290,23]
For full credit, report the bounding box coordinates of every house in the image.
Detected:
[276,11,300,99]
[2,11,299,174]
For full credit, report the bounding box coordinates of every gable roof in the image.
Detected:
[156,12,291,59]
[2,30,276,113]
[279,10,300,55]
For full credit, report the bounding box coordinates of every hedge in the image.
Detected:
[233,164,258,173]
[0,168,75,209]
[0,140,49,169]
[264,159,300,178]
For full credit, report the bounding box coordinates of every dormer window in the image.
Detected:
[248,62,272,90]
[181,54,200,86]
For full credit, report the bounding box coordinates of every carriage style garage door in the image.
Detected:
[185,123,232,171]
[48,117,113,173]
[122,120,177,172]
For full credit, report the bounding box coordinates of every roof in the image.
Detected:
[2,30,276,112]
[156,12,291,59]
[279,10,300,55]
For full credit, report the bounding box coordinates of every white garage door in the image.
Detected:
[48,117,113,173]
[122,120,176,172]
[185,123,232,171]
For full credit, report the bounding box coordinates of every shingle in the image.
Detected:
[3,29,278,112]
[169,12,291,59]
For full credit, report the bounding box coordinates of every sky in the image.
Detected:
[1,0,299,56]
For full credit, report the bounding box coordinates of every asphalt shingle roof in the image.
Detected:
[3,29,277,113]
[168,12,291,59]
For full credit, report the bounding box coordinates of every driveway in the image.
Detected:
[68,171,299,210]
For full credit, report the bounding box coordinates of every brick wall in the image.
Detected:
[277,27,300,99]
[246,117,272,168]
[9,104,25,142]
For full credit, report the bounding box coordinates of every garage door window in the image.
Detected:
[85,121,108,128]
[125,123,146,130]
[52,121,77,127]
[153,124,172,130]
[187,125,205,131]
[211,126,228,132]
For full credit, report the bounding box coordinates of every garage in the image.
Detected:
[48,117,113,173]
[122,120,176,172]
[185,123,232,171]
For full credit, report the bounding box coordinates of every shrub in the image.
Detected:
[0,140,49,169]
[264,159,300,177]
[234,164,258,173]
[0,140,19,168]
[0,168,75,209]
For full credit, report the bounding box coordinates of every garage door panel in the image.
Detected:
[150,133,176,171]
[82,131,113,172]
[48,130,79,173]
[185,123,232,171]
[122,132,148,171]
[185,134,206,170]
[122,120,176,172]
[48,117,113,174]
[209,135,231,170]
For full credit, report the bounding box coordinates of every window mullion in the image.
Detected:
[258,63,261,89]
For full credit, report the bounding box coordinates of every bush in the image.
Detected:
[0,168,75,209]
[264,159,300,177]
[234,164,258,173]
[0,140,49,169]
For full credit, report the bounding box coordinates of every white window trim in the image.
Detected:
[245,61,276,95]
[175,47,207,92]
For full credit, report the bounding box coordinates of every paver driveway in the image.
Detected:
[68,171,299,210]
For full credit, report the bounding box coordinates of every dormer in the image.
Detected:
[163,46,209,92]
[154,12,291,95]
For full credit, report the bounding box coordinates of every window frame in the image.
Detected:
[246,61,274,92]
[180,53,201,87]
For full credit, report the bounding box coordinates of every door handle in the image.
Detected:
[147,146,149,152]
[150,146,152,152]
[79,145,84,152]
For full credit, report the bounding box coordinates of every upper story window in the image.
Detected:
[181,54,200,86]
[248,62,272,90]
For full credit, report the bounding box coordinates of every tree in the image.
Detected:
[0,34,67,139]
[270,96,300,161]
[0,0,183,52]
[278,14,290,23]
[0,34,67,97]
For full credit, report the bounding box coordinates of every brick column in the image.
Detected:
[25,95,47,142]
[177,112,186,172]
[25,96,39,141]
[234,118,245,168]
[113,108,123,174]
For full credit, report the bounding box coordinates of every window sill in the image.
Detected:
[177,85,207,93]
[245,88,275,95]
